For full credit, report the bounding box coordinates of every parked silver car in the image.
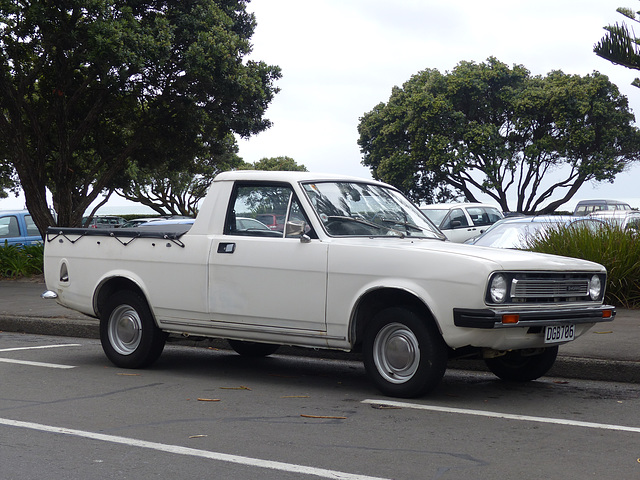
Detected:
[469,215,606,249]
[573,199,632,216]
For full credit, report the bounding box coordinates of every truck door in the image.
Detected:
[208,182,328,331]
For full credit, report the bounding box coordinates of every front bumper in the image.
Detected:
[453,305,616,329]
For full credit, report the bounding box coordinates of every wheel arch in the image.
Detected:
[94,276,149,320]
[350,287,441,351]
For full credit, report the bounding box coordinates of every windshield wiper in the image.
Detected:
[326,216,405,238]
[380,218,423,233]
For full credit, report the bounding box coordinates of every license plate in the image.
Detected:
[544,325,575,344]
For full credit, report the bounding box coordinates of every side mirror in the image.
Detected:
[285,221,311,243]
[451,220,461,228]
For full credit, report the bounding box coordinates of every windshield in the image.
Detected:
[420,209,448,226]
[302,181,444,239]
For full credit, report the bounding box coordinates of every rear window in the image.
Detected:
[25,215,40,236]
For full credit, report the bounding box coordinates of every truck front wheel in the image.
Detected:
[100,291,167,368]
[484,346,558,382]
[363,307,447,398]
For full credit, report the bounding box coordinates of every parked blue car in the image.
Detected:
[0,210,43,246]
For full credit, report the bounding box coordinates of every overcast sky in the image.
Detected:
[237,0,640,208]
[1,0,639,212]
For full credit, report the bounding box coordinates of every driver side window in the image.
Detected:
[441,208,469,230]
[225,183,314,238]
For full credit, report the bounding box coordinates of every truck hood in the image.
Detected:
[333,237,606,272]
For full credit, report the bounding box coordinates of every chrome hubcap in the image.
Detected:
[108,305,143,355]
[373,323,420,384]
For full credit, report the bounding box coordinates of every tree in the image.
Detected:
[234,156,307,215]
[358,58,640,213]
[0,159,17,198]
[242,156,308,171]
[594,4,640,88]
[115,134,243,217]
[0,0,281,234]
[115,153,306,218]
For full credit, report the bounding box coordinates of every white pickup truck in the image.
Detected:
[43,171,615,397]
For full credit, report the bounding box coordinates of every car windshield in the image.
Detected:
[420,209,449,226]
[302,181,444,239]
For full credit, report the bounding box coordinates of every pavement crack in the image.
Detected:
[0,382,165,412]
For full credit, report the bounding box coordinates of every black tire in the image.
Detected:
[100,290,167,368]
[484,346,558,382]
[363,307,447,398]
[228,339,280,357]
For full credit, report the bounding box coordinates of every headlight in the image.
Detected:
[489,274,508,303]
[589,275,602,300]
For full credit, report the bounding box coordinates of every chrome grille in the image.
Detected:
[511,279,589,298]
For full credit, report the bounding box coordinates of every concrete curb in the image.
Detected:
[0,315,99,339]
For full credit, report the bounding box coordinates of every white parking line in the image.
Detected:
[0,417,390,480]
[362,399,640,434]
[0,358,75,369]
[0,343,81,352]
[0,343,79,369]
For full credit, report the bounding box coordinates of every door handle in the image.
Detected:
[217,242,236,254]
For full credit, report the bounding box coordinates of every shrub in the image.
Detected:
[0,242,44,278]
[528,224,640,308]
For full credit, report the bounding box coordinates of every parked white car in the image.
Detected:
[43,171,615,398]
[588,210,640,230]
[421,203,503,243]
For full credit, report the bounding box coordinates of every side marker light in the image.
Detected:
[501,314,519,324]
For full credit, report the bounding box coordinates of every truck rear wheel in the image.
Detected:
[363,307,447,398]
[484,346,558,382]
[100,290,167,368]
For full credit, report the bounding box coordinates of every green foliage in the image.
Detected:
[0,242,44,278]
[595,4,640,87]
[358,58,640,213]
[116,134,243,217]
[241,156,308,171]
[0,0,281,233]
[528,225,640,308]
[0,159,17,198]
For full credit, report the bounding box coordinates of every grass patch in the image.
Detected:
[0,242,44,279]
[528,224,640,308]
